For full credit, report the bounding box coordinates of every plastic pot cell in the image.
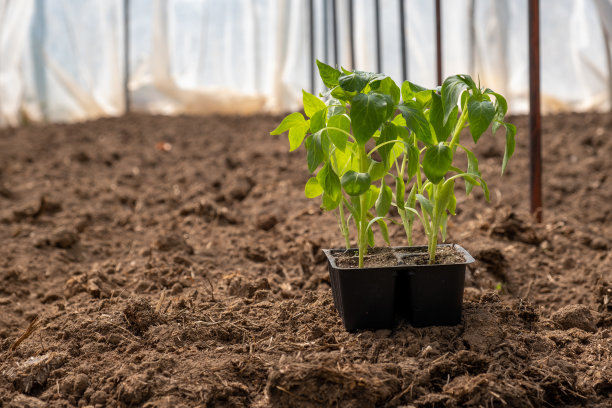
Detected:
[323,244,474,331]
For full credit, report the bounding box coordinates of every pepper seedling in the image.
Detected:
[272,62,515,266]
[395,75,516,263]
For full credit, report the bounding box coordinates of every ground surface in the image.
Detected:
[0,112,610,407]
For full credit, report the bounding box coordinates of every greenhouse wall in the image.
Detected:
[0,0,611,126]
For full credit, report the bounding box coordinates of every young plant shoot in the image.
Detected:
[271,62,515,266]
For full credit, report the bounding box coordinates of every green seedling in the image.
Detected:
[272,62,515,266]
[394,74,515,263]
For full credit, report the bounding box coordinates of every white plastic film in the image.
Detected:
[1,0,611,126]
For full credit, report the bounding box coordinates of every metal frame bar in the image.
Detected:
[399,0,407,80]
[332,0,338,66]
[349,0,355,69]
[528,0,542,222]
[435,0,442,85]
[309,0,315,94]
[375,0,382,72]
[123,0,130,113]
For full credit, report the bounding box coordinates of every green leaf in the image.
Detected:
[369,159,386,181]
[337,142,362,173]
[321,192,338,211]
[392,113,407,127]
[395,176,405,210]
[304,177,323,198]
[367,186,379,209]
[376,218,391,245]
[447,190,457,215]
[401,80,428,101]
[367,227,375,247]
[313,129,331,161]
[316,60,341,88]
[464,147,480,195]
[467,94,495,142]
[303,90,327,118]
[436,179,455,218]
[377,124,398,169]
[502,123,516,175]
[440,211,448,241]
[441,75,472,125]
[375,181,392,217]
[310,109,327,133]
[325,114,350,151]
[341,170,371,196]
[423,143,452,184]
[288,124,309,151]
[350,93,389,145]
[406,144,420,179]
[406,185,417,221]
[270,112,306,135]
[429,93,458,142]
[371,77,401,105]
[395,124,411,143]
[397,101,435,146]
[339,71,372,92]
[480,177,490,201]
[331,86,355,103]
[487,91,507,135]
[326,98,346,117]
[305,136,323,172]
[414,90,433,107]
[317,163,341,210]
[416,194,433,216]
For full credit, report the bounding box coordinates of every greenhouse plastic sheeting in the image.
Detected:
[1,0,611,126]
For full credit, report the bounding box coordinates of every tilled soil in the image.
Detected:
[0,112,610,407]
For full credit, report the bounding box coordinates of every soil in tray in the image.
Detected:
[333,247,399,268]
[332,246,466,268]
[397,246,467,266]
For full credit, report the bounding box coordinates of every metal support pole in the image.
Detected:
[123,0,130,113]
[435,0,442,85]
[348,0,355,69]
[324,0,329,63]
[399,0,407,81]
[309,0,315,94]
[528,0,542,222]
[332,0,338,66]
[375,0,382,72]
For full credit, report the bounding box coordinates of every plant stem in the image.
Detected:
[338,202,350,249]
[357,146,368,268]
[428,183,440,264]
[448,106,469,151]
[399,209,413,246]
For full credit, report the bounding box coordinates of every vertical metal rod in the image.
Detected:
[123,0,130,113]
[399,0,407,81]
[348,0,355,69]
[528,0,542,222]
[323,0,329,63]
[435,0,442,85]
[309,0,315,93]
[375,0,382,72]
[332,0,338,66]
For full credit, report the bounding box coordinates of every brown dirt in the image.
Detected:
[332,246,466,268]
[0,111,611,407]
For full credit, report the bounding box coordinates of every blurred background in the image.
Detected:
[0,0,611,126]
